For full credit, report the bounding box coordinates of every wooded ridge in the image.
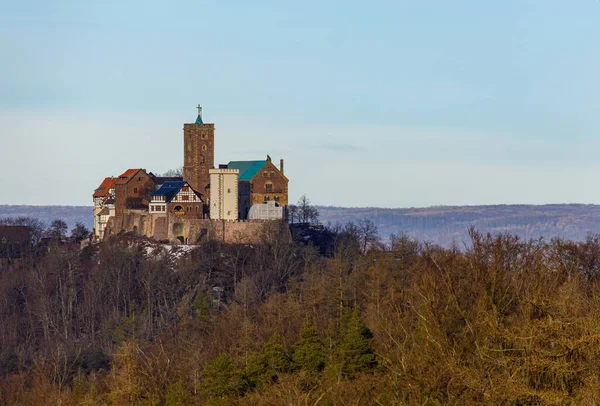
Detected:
[2,223,600,404]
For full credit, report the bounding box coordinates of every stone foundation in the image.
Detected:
[105,210,288,244]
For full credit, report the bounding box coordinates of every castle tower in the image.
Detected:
[183,105,215,198]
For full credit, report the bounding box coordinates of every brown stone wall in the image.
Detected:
[183,123,214,199]
[106,210,153,237]
[249,161,289,206]
[167,217,286,245]
[153,216,168,241]
[105,211,289,246]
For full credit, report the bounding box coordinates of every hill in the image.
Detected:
[2,204,600,246]
[317,204,600,246]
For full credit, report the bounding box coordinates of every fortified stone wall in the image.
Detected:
[167,218,278,244]
[105,211,286,245]
[106,210,154,238]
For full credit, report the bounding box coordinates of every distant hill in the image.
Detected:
[317,204,600,246]
[0,205,93,232]
[2,204,600,247]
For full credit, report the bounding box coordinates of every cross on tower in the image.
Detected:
[197,104,202,118]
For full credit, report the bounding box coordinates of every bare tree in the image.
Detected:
[70,222,90,242]
[161,167,183,177]
[297,194,319,224]
[288,205,298,224]
[358,219,379,252]
[46,219,68,239]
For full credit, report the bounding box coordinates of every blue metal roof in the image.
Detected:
[227,160,267,181]
[152,181,185,201]
[195,114,204,125]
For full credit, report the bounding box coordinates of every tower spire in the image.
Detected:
[195,104,204,125]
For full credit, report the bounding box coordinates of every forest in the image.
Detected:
[3,218,600,404]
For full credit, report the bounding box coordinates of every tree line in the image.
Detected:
[3,216,600,403]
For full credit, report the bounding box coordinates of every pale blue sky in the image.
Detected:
[1,1,599,206]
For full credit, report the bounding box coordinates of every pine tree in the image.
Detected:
[338,309,377,377]
[199,353,246,399]
[263,332,292,373]
[292,319,326,374]
[245,332,292,391]
[165,380,195,406]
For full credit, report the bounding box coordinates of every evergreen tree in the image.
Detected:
[245,332,292,391]
[165,380,195,406]
[199,353,246,399]
[292,319,326,374]
[338,309,377,377]
[263,332,292,373]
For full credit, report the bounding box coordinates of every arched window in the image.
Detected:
[265,182,273,193]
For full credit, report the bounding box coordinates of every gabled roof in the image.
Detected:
[119,168,141,179]
[94,177,117,198]
[115,168,149,185]
[152,181,203,203]
[227,160,267,181]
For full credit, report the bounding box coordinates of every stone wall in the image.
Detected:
[167,218,277,244]
[105,211,287,245]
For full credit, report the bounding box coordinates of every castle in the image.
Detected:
[93,106,289,243]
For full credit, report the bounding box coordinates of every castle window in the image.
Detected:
[138,177,141,181]
[202,144,207,151]
[151,206,155,212]
[270,172,274,177]
[133,188,138,193]
[274,195,280,202]
[263,172,268,178]
[264,196,271,202]
[182,186,189,192]
[265,182,273,193]
[182,195,189,201]
[227,188,231,193]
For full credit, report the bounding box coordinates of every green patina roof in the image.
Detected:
[195,114,204,125]
[227,160,267,181]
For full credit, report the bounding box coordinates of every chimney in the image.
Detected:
[280,159,284,175]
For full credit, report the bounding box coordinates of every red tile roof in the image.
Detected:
[118,168,141,179]
[93,177,117,198]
